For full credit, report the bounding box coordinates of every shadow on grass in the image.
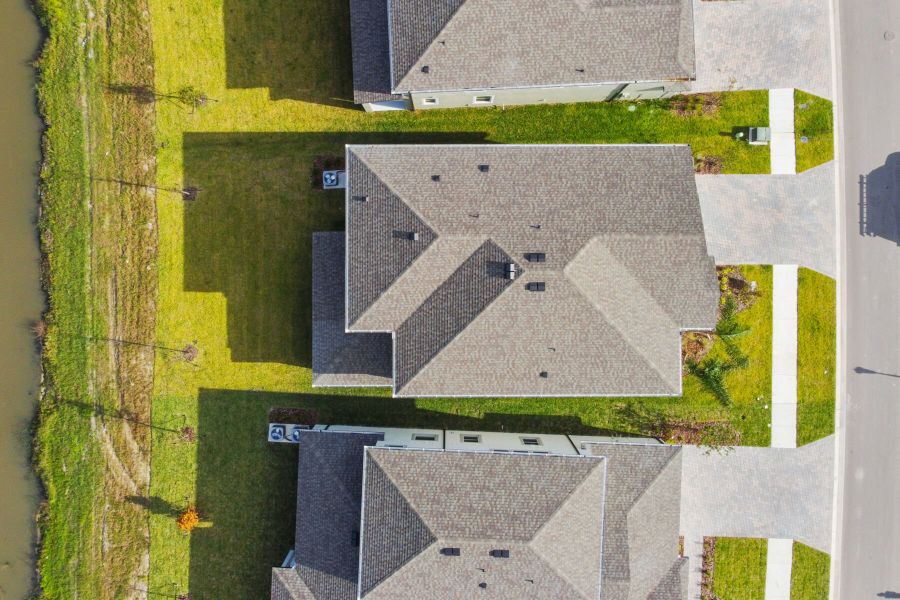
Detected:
[186,387,630,598]
[182,132,488,367]
[223,0,354,106]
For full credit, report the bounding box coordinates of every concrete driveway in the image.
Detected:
[691,0,833,99]
[680,437,834,552]
[697,162,836,276]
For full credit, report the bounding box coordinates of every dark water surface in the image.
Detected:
[0,0,43,597]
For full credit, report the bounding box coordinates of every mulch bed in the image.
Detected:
[268,406,319,426]
[695,155,724,174]
[669,93,723,117]
[700,537,721,600]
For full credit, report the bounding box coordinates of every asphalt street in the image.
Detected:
[834,0,900,597]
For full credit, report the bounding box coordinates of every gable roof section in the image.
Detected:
[359,449,607,599]
[586,442,685,600]
[345,145,718,397]
[346,151,437,327]
[393,239,518,390]
[387,0,695,93]
[291,430,385,600]
[348,0,405,103]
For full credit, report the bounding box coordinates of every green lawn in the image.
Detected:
[795,90,835,173]
[712,538,769,600]
[797,268,837,445]
[36,0,831,596]
[140,0,782,596]
[791,543,831,600]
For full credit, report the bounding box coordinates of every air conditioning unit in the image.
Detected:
[323,170,347,189]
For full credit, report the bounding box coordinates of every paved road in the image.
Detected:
[834,0,900,598]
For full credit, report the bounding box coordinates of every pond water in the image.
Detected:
[0,0,44,597]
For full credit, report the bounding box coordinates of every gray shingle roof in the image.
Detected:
[587,442,685,600]
[312,232,392,387]
[354,0,695,96]
[273,433,687,600]
[359,449,607,599]
[287,430,385,600]
[348,0,405,103]
[345,145,718,397]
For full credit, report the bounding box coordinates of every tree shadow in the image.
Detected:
[222,0,355,106]
[125,495,181,517]
[186,388,634,598]
[859,152,900,242]
[182,131,488,368]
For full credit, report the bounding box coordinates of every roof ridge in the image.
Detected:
[352,148,441,235]
[564,236,680,393]
[394,239,519,395]
[347,149,441,327]
[528,458,606,600]
[360,450,438,596]
[356,235,486,330]
[391,0,470,90]
[624,446,681,514]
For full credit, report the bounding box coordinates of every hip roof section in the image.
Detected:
[345,145,718,397]
[388,0,696,93]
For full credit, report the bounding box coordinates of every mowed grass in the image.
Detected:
[791,543,831,600]
[147,130,776,597]
[795,90,834,173]
[712,538,769,600]
[138,0,784,598]
[797,268,836,446]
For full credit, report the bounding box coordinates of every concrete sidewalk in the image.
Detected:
[771,265,799,449]
[770,89,797,175]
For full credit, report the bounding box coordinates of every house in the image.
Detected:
[270,427,686,600]
[349,0,695,111]
[312,144,718,397]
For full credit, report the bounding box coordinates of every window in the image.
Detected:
[472,95,494,104]
[489,549,510,558]
[520,437,542,446]
[440,547,461,556]
[525,252,546,263]
[526,282,546,292]
[383,444,406,448]
[413,433,438,441]
[461,434,481,443]
[422,97,438,105]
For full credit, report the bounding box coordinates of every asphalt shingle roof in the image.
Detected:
[312,232,392,387]
[345,145,718,397]
[287,430,385,600]
[272,434,687,600]
[350,0,695,100]
[359,449,607,599]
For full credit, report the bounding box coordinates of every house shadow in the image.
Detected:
[185,388,637,598]
[182,131,488,367]
[222,0,355,107]
[859,152,900,242]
